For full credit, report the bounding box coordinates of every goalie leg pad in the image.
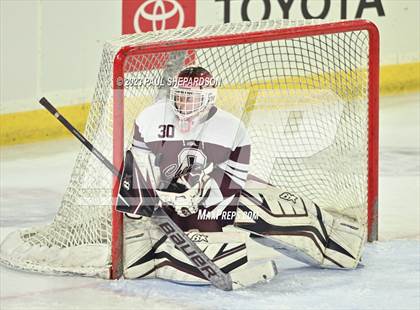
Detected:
[124,224,277,288]
[154,230,277,288]
[235,186,366,269]
[123,215,158,279]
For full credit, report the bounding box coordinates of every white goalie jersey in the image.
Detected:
[131,99,250,231]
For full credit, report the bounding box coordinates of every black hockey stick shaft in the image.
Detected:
[38,97,233,291]
[39,97,122,179]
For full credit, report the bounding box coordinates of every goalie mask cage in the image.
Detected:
[0,20,379,279]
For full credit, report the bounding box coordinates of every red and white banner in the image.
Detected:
[122,0,196,34]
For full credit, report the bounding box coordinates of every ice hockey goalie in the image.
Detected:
[116,67,367,289]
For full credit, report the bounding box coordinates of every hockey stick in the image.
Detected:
[39,97,233,291]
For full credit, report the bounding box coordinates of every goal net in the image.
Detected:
[0,20,379,279]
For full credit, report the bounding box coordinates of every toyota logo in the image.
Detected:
[134,0,185,33]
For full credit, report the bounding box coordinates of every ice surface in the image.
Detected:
[0,93,419,310]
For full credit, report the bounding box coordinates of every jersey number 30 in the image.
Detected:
[158,124,175,138]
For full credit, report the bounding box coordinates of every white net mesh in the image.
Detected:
[0,20,372,278]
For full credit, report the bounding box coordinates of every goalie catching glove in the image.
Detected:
[156,163,214,217]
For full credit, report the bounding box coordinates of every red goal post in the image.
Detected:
[111,20,379,279]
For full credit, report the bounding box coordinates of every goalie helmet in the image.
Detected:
[169,67,217,132]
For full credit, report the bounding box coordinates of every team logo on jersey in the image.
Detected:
[178,148,207,170]
[162,163,178,179]
[162,147,208,179]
